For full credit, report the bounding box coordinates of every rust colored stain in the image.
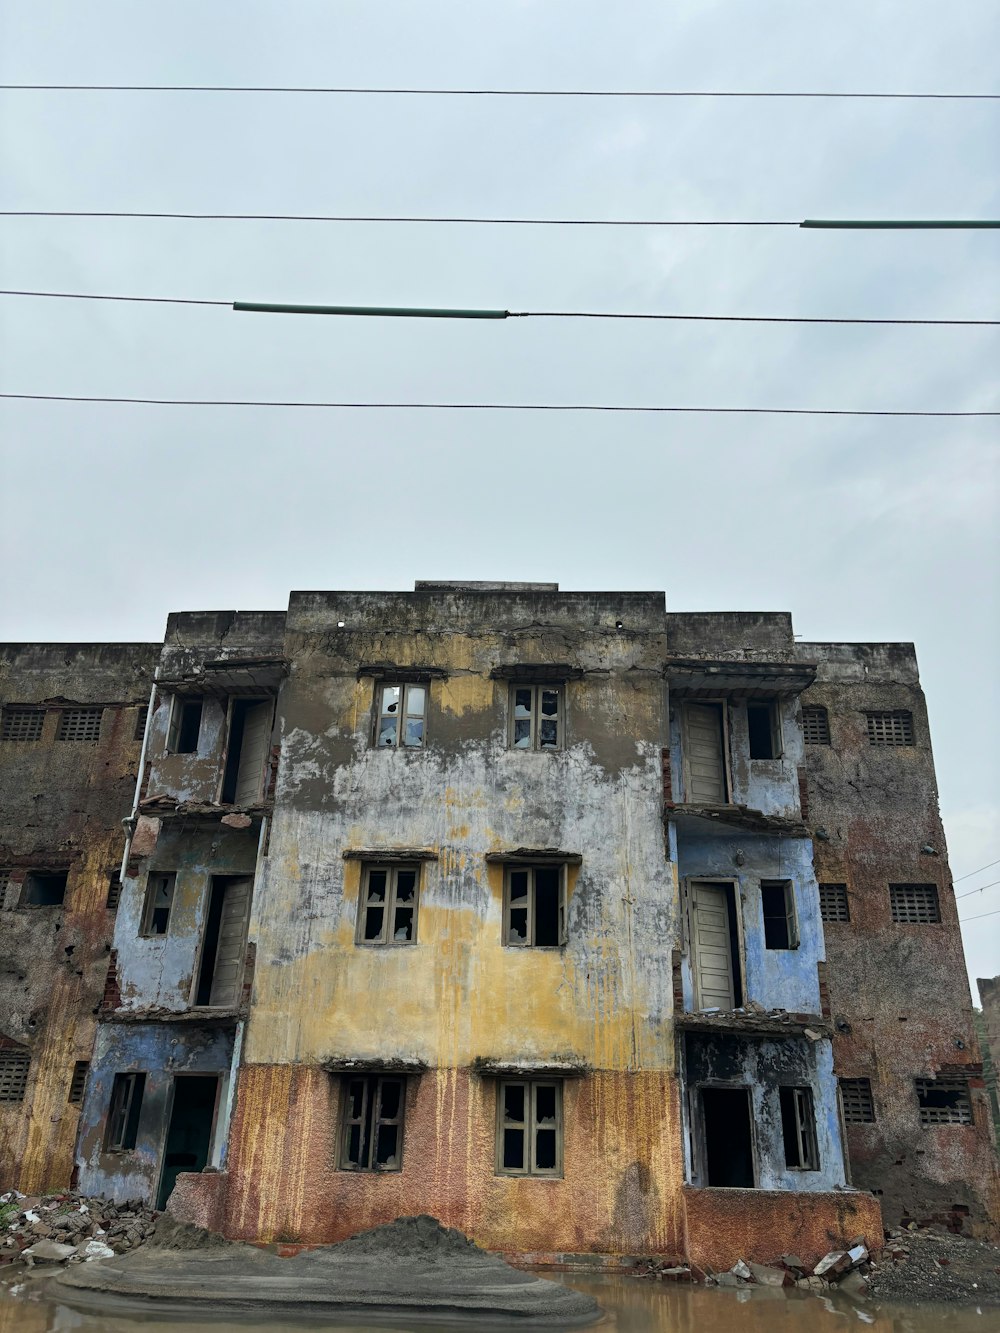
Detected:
[682,1185,884,1270]
[215,1064,686,1255]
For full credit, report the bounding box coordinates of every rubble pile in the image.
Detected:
[0,1190,156,1268]
[865,1224,1000,1306]
[637,1239,872,1293]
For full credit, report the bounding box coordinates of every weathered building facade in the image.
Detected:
[0,643,158,1193]
[2,583,995,1260]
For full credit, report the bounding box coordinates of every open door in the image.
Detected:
[700,1086,755,1187]
[690,880,742,1010]
[195,875,253,1007]
[221,698,273,804]
[156,1075,219,1210]
[682,702,729,804]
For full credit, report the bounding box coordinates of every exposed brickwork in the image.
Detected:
[661,747,674,807]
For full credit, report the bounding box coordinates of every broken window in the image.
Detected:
[819,883,851,923]
[105,1072,146,1151]
[509,685,562,751]
[699,1086,755,1187]
[140,872,176,936]
[1,706,45,742]
[890,883,940,925]
[166,696,203,754]
[779,1085,820,1169]
[375,683,427,748]
[916,1078,973,1126]
[339,1075,405,1171]
[747,700,781,760]
[20,871,68,907]
[0,1052,30,1102]
[865,710,914,746]
[57,706,104,742]
[840,1077,875,1123]
[68,1060,90,1104]
[106,873,122,910]
[503,865,566,947]
[356,865,419,945]
[801,704,831,746]
[761,880,798,949]
[497,1080,563,1176]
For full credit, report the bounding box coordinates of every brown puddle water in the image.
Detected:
[0,1271,992,1333]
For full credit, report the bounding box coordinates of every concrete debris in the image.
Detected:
[730,1259,752,1280]
[813,1249,852,1278]
[748,1261,793,1287]
[0,1191,156,1268]
[866,1225,1000,1307]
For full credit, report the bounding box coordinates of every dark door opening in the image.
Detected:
[195,876,252,1007]
[156,1075,219,1210]
[700,1086,755,1187]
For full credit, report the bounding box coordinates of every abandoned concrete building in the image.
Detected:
[1,584,996,1263]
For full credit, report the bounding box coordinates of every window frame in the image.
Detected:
[496,1078,564,1177]
[779,1084,820,1170]
[508,683,564,752]
[889,883,941,925]
[915,1078,973,1126]
[839,1077,876,1124]
[68,1060,90,1105]
[57,706,105,743]
[166,695,204,755]
[865,709,914,747]
[373,682,428,750]
[20,870,68,907]
[760,879,799,950]
[746,699,782,760]
[1,706,46,742]
[502,864,568,949]
[140,871,177,937]
[801,704,831,746]
[337,1073,406,1172]
[0,1051,30,1103]
[819,882,851,924]
[104,1072,146,1152]
[355,863,420,946]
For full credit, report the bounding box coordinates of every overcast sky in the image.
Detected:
[1,2,998,995]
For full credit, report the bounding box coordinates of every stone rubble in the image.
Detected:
[0,1189,156,1268]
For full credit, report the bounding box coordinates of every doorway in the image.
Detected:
[700,1086,755,1187]
[682,702,729,804]
[195,875,252,1007]
[689,880,743,1010]
[156,1075,219,1210]
[221,698,273,804]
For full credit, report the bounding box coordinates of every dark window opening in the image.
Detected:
[801,705,831,746]
[195,879,228,1005]
[747,701,780,759]
[106,873,122,910]
[140,872,175,936]
[105,1072,145,1151]
[21,871,68,907]
[916,1078,973,1126]
[156,1075,219,1210]
[761,880,797,949]
[779,1085,820,1169]
[68,1060,90,1104]
[339,1074,405,1171]
[890,883,941,924]
[0,1052,30,1102]
[700,1087,754,1187]
[57,707,104,742]
[167,696,203,754]
[840,1077,875,1123]
[220,697,271,804]
[498,1079,562,1176]
[357,865,419,945]
[133,704,149,742]
[504,865,566,947]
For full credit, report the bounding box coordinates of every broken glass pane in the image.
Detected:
[375,1123,398,1167]
[395,871,416,901]
[366,872,387,901]
[535,1084,556,1122]
[504,1083,525,1122]
[346,1123,362,1165]
[539,719,558,748]
[393,907,413,941]
[503,1128,524,1170]
[513,719,531,747]
[404,717,424,746]
[406,686,425,716]
[509,871,529,902]
[541,690,558,717]
[378,717,398,746]
[379,1080,401,1119]
[508,908,528,943]
[347,1080,366,1119]
[364,906,384,940]
[535,1128,557,1170]
[514,689,532,718]
[381,686,401,714]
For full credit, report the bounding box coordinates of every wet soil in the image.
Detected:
[866,1228,1000,1306]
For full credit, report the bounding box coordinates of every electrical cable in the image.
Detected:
[958,908,1000,923]
[956,878,1000,900]
[0,393,995,416]
[2,212,998,228]
[2,84,997,99]
[954,857,1000,882]
[2,289,996,327]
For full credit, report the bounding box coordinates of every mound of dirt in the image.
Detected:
[867,1227,1000,1307]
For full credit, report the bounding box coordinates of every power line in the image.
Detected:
[2,212,998,228]
[3,289,997,327]
[1,393,995,417]
[959,908,1000,923]
[1,84,997,100]
[956,878,1000,901]
[954,857,1000,882]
